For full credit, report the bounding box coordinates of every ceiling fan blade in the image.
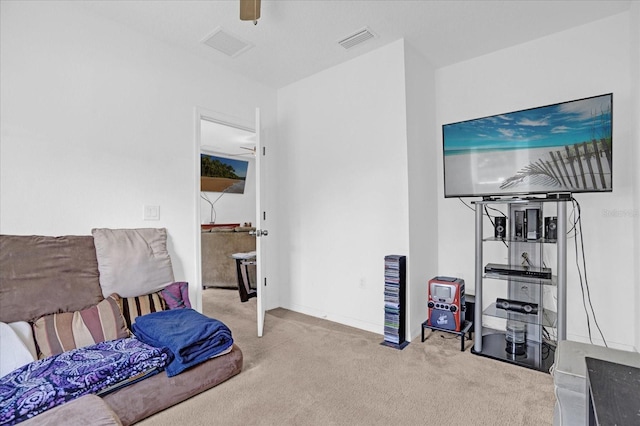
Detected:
[240,0,261,23]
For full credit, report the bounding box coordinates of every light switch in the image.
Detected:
[143,205,160,221]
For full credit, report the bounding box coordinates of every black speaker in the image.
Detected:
[496,298,538,314]
[465,294,475,323]
[526,208,541,240]
[545,216,558,240]
[514,211,525,239]
[494,217,506,239]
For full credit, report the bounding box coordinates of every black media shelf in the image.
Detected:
[421,320,473,352]
[381,255,408,350]
[470,333,556,372]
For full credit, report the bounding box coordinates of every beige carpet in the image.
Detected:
[138,288,555,425]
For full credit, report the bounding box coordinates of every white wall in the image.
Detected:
[436,12,636,350]
[276,40,411,334]
[199,158,257,227]
[200,184,256,226]
[0,1,277,311]
[631,3,640,352]
[404,42,439,338]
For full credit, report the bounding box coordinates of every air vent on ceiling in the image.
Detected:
[338,27,376,50]
[202,27,253,58]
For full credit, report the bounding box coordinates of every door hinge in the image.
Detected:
[264,277,267,287]
[263,211,266,221]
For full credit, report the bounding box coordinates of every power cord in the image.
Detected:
[484,205,509,248]
[200,187,232,224]
[439,334,460,340]
[458,198,475,212]
[571,197,607,347]
[200,192,216,224]
[458,198,508,247]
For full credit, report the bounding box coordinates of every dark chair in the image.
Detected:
[232,253,256,302]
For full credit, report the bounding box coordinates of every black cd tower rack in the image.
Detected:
[381,255,409,349]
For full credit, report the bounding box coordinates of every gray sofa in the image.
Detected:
[0,234,243,425]
[201,228,256,288]
[552,339,640,425]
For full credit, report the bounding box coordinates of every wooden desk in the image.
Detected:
[586,357,640,425]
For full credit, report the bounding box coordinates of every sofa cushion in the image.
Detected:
[20,394,122,426]
[0,235,104,324]
[102,344,243,425]
[161,281,192,309]
[120,292,167,330]
[33,294,130,358]
[92,228,175,298]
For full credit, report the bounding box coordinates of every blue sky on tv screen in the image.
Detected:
[201,154,248,178]
[443,94,612,155]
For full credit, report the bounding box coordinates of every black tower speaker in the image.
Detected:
[494,217,507,239]
[545,216,558,240]
[514,211,525,239]
[526,208,541,240]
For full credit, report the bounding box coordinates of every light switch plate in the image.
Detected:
[143,205,160,221]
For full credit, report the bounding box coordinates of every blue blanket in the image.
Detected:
[132,309,234,377]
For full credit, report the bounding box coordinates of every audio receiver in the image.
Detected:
[484,263,552,280]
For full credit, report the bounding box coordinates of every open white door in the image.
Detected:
[254,107,267,337]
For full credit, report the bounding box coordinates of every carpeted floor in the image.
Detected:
[138,288,555,425]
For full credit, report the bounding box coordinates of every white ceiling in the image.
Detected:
[200,119,256,157]
[78,0,631,90]
[75,0,631,154]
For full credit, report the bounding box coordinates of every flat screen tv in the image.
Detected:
[200,154,249,194]
[442,93,612,198]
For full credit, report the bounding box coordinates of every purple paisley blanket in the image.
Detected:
[0,337,169,425]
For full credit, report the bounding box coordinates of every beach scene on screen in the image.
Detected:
[443,94,612,197]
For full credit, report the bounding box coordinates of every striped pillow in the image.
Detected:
[32,294,130,358]
[120,292,167,330]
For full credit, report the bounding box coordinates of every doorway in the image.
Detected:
[196,112,256,309]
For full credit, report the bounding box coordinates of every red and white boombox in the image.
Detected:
[427,276,465,332]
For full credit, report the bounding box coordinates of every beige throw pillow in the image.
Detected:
[92,228,175,298]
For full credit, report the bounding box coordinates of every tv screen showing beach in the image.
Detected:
[442,94,612,198]
[200,154,249,194]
